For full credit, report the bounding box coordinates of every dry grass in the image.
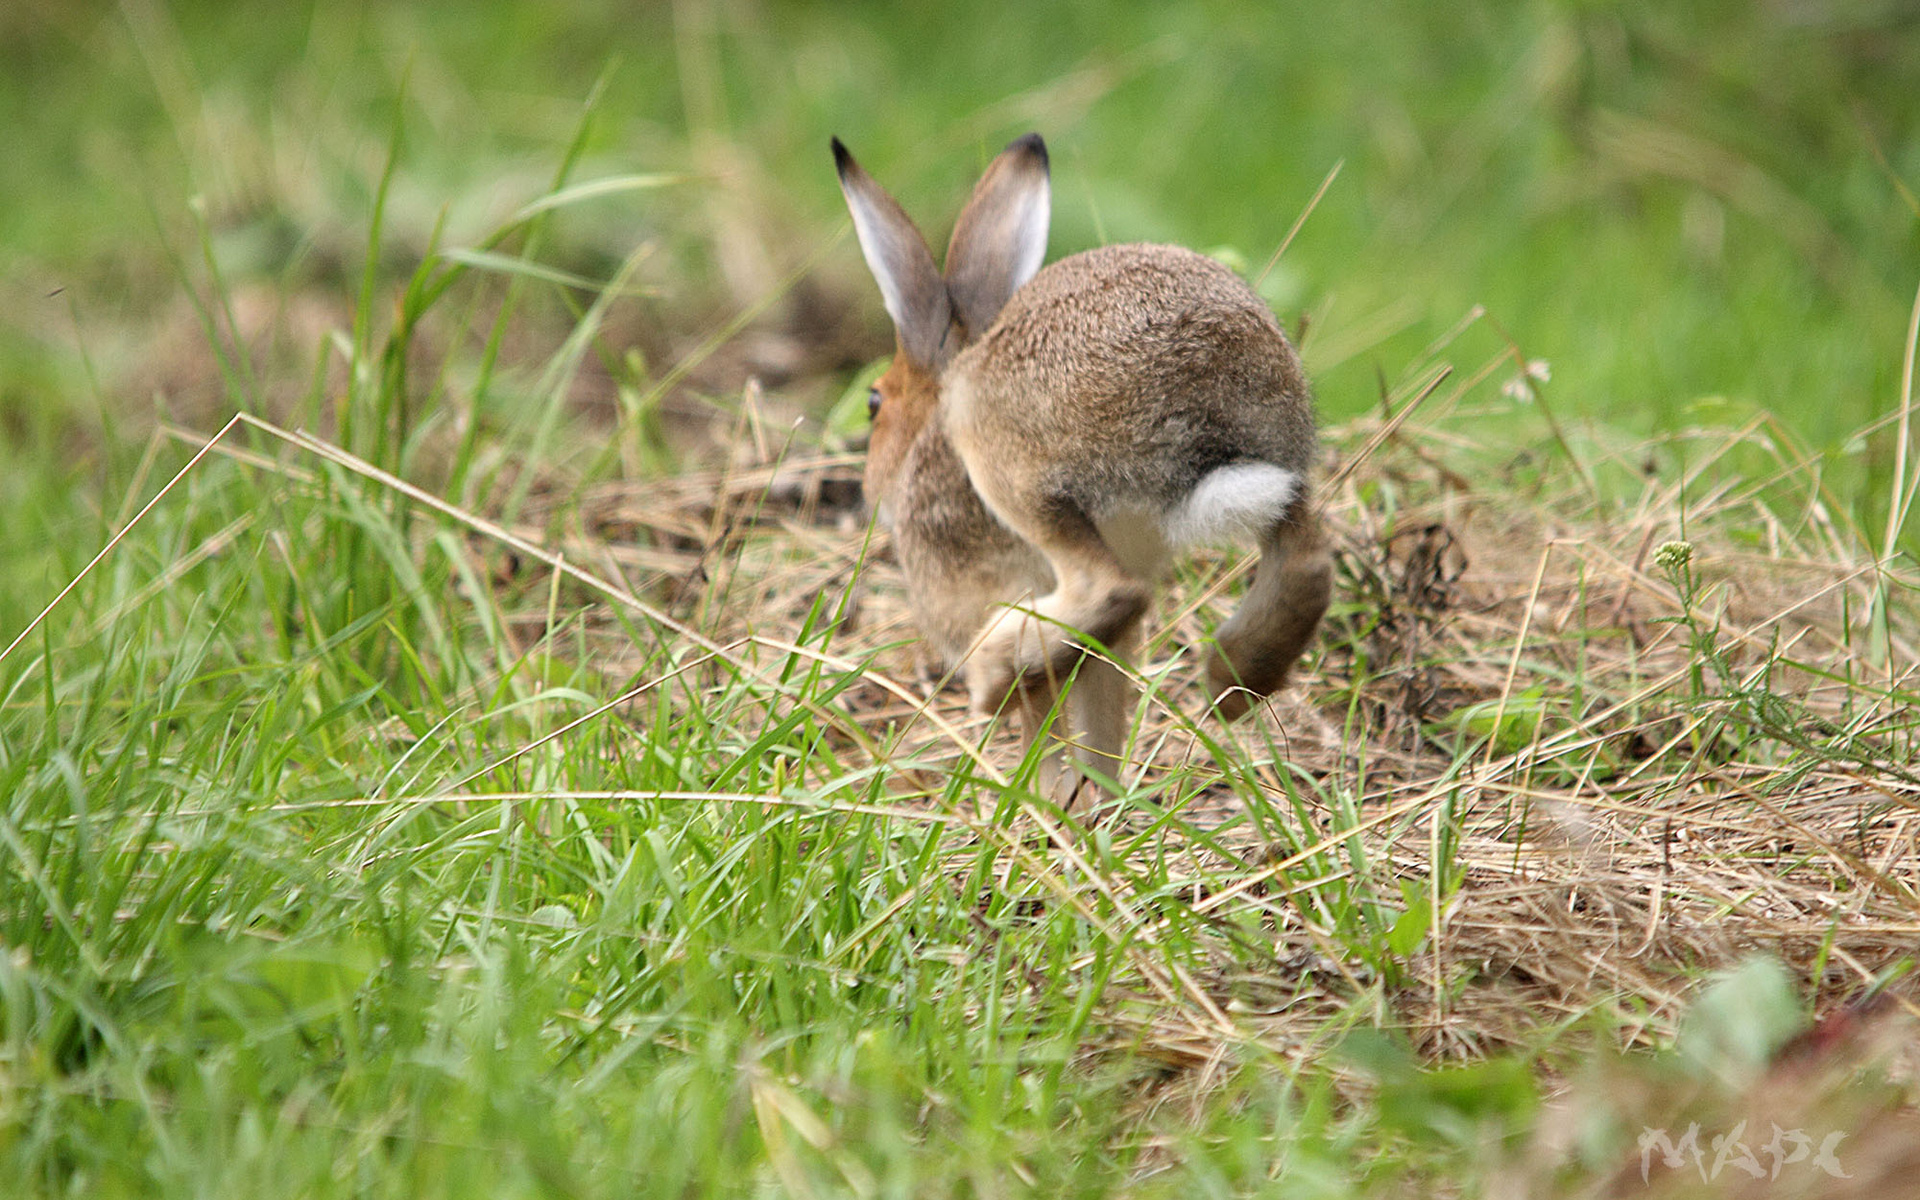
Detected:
[509,361,1920,1075]
[102,233,1911,1190]
[103,302,1913,1192]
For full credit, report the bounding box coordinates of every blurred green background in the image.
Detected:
[3,8,1918,1193]
[3,0,1919,512]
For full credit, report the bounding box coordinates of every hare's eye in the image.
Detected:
[866,386,882,420]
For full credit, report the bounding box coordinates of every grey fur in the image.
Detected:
[834,133,1331,803]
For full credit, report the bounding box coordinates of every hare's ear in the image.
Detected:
[944,133,1050,339]
[833,137,953,368]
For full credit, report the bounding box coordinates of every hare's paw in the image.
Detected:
[969,608,1032,713]
[1209,684,1257,723]
[966,654,1019,716]
[969,605,1062,713]
[1205,642,1260,722]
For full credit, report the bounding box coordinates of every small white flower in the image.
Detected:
[1654,540,1694,573]
[1500,358,1552,402]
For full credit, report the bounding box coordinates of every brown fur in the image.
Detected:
[881,359,1052,666]
[1208,496,1332,720]
[835,134,1329,800]
[949,243,1316,515]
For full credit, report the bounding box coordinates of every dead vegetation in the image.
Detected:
[506,365,1920,1065]
[123,293,1917,1190]
[134,245,1917,1190]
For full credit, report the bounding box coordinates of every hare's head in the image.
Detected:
[832,134,1050,513]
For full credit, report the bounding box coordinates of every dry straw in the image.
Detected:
[529,349,1920,1062]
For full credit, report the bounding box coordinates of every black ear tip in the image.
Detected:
[831,136,853,175]
[1009,132,1049,168]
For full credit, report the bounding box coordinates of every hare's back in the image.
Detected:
[994,242,1280,340]
[950,243,1315,519]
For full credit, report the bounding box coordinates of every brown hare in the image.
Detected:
[834,132,1330,798]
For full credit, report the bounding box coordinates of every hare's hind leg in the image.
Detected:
[1006,652,1130,811]
[968,502,1151,719]
[1067,646,1131,791]
[1209,501,1331,720]
[1043,638,1135,811]
[1006,682,1069,800]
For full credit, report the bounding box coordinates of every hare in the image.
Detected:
[834,132,1330,796]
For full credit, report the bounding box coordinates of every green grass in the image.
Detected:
[0,401,1444,1195]
[9,2,1920,433]
[4,2,1920,1196]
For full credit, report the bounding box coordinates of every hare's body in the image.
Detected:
[888,416,1052,666]
[835,134,1330,800]
[946,243,1314,572]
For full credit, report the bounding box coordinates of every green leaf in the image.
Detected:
[1386,895,1432,958]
